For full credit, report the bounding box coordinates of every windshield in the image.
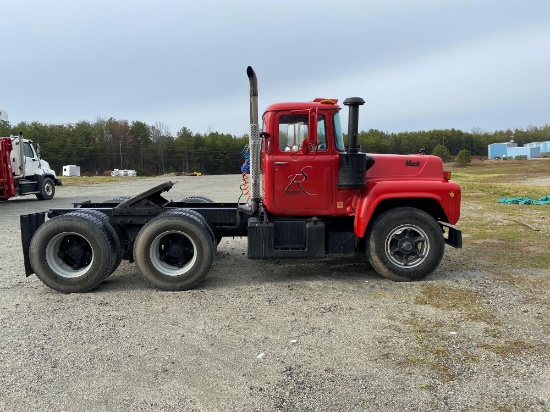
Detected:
[334,112,345,151]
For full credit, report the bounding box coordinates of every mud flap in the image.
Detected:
[440,222,462,248]
[20,213,45,276]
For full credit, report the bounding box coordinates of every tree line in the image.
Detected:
[356,126,550,159]
[1,118,548,175]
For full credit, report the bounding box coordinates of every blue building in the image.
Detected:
[525,141,550,154]
[488,141,517,159]
[488,140,550,159]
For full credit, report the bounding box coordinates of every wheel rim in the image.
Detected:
[385,224,430,268]
[46,232,94,278]
[44,182,53,196]
[149,230,197,276]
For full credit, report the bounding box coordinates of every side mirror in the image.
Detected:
[36,142,41,159]
[301,139,310,155]
[308,107,318,146]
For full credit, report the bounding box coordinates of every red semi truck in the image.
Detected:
[20,67,461,293]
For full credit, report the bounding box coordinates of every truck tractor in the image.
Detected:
[20,67,461,293]
[1,130,62,201]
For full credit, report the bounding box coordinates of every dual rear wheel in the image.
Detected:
[29,212,119,293]
[133,209,215,291]
[29,208,214,293]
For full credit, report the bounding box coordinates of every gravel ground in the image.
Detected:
[1,175,548,411]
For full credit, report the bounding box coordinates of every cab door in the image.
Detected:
[272,112,333,213]
[23,141,40,177]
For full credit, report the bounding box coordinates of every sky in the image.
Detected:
[2,0,550,137]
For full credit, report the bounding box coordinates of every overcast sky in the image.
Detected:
[2,0,549,136]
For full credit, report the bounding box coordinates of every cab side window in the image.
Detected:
[278,114,327,152]
[23,142,34,158]
[317,116,327,151]
[279,114,308,152]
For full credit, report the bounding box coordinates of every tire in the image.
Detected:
[36,177,55,200]
[366,207,444,282]
[29,212,116,293]
[103,196,131,205]
[173,208,218,250]
[77,209,126,275]
[133,211,215,291]
[179,198,222,244]
[180,196,214,203]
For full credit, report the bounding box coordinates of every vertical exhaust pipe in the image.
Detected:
[247,66,258,125]
[343,97,365,154]
[239,66,260,214]
[18,132,25,177]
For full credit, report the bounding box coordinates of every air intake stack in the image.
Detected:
[345,97,364,154]
[337,97,374,188]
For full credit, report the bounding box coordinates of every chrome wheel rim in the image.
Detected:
[149,230,197,276]
[385,224,430,268]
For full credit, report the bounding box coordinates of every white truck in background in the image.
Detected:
[1,111,62,201]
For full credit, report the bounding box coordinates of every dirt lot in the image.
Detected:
[1,175,548,411]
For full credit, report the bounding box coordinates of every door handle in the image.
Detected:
[275,162,288,165]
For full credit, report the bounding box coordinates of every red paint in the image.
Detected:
[260,100,461,236]
[0,138,16,199]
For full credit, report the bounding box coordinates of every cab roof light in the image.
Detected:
[313,98,338,104]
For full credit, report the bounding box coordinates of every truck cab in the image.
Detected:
[0,133,62,200]
[248,92,461,282]
[261,100,340,214]
[260,99,461,226]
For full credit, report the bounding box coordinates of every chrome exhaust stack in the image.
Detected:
[18,132,25,178]
[239,66,260,215]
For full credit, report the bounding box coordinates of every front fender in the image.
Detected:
[354,180,461,237]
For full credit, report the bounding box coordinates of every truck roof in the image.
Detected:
[265,99,341,112]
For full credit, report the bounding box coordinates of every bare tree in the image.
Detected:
[151,121,171,175]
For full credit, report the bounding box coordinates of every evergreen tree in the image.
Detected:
[455,149,472,166]
[432,144,451,162]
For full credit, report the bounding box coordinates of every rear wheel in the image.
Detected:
[103,196,131,205]
[174,208,218,250]
[77,209,126,275]
[36,177,55,200]
[179,197,222,245]
[366,207,444,281]
[133,211,214,291]
[29,213,116,292]
[180,196,214,203]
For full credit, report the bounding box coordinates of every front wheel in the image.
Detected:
[133,211,215,290]
[36,177,55,200]
[366,207,444,282]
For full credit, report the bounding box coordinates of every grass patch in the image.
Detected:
[415,284,499,325]
[494,273,550,305]
[61,176,149,187]
[496,272,550,293]
[397,317,480,382]
[451,159,549,198]
[480,340,536,357]
[450,158,550,177]
[449,160,550,270]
